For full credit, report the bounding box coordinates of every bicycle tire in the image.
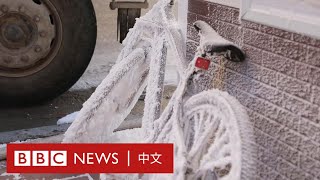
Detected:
[182,89,256,180]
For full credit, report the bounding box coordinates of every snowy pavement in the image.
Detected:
[0,85,176,180]
[0,165,100,180]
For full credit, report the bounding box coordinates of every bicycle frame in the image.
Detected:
[63,0,184,143]
[116,0,189,139]
[64,0,255,179]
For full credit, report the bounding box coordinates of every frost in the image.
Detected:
[0,173,22,180]
[63,0,185,144]
[53,173,94,180]
[194,20,242,56]
[57,112,79,125]
[63,0,256,179]
[63,48,148,143]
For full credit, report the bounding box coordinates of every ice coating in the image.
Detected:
[63,48,149,143]
[63,0,256,179]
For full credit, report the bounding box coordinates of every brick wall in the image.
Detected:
[187,0,320,179]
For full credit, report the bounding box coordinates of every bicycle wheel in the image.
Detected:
[182,89,256,180]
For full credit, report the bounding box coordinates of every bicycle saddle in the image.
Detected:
[193,21,245,62]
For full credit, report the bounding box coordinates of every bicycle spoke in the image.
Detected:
[202,156,232,172]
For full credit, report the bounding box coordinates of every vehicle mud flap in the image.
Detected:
[117,8,141,43]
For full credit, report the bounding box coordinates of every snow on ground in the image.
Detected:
[57,112,79,125]
[53,173,94,180]
[71,42,179,91]
[0,173,22,180]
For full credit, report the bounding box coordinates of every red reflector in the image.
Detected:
[195,57,211,70]
[6,143,174,174]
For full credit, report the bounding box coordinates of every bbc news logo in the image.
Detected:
[7,144,173,173]
[14,151,67,167]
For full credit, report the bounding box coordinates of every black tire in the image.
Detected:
[0,0,97,105]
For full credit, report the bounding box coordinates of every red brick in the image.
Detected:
[277,74,311,100]
[295,62,320,87]
[293,33,314,44]
[186,40,198,54]
[282,94,319,124]
[276,159,313,180]
[298,139,320,161]
[187,24,200,42]
[277,110,300,132]
[315,39,320,48]
[260,24,292,40]
[231,9,240,25]
[256,161,283,180]
[248,109,259,126]
[187,12,197,24]
[224,59,247,74]
[312,86,320,106]
[292,33,320,48]
[242,20,260,31]
[188,0,210,17]
[243,45,263,65]
[254,113,282,136]
[254,129,274,148]
[224,69,252,92]
[244,28,272,51]
[257,145,280,170]
[305,46,320,68]
[247,63,278,87]
[274,174,289,180]
[224,70,280,106]
[216,21,242,46]
[277,128,302,149]
[208,3,233,23]
[300,118,320,145]
[257,99,279,120]
[255,130,299,166]
[272,37,307,61]
[263,54,296,77]
[227,87,280,120]
[299,155,320,177]
[248,81,284,106]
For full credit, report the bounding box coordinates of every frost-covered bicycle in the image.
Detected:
[63,0,256,179]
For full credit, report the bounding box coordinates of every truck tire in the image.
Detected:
[0,0,97,105]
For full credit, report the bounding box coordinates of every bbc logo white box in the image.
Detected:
[14,151,67,167]
[51,151,67,166]
[32,151,49,166]
[14,151,31,166]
